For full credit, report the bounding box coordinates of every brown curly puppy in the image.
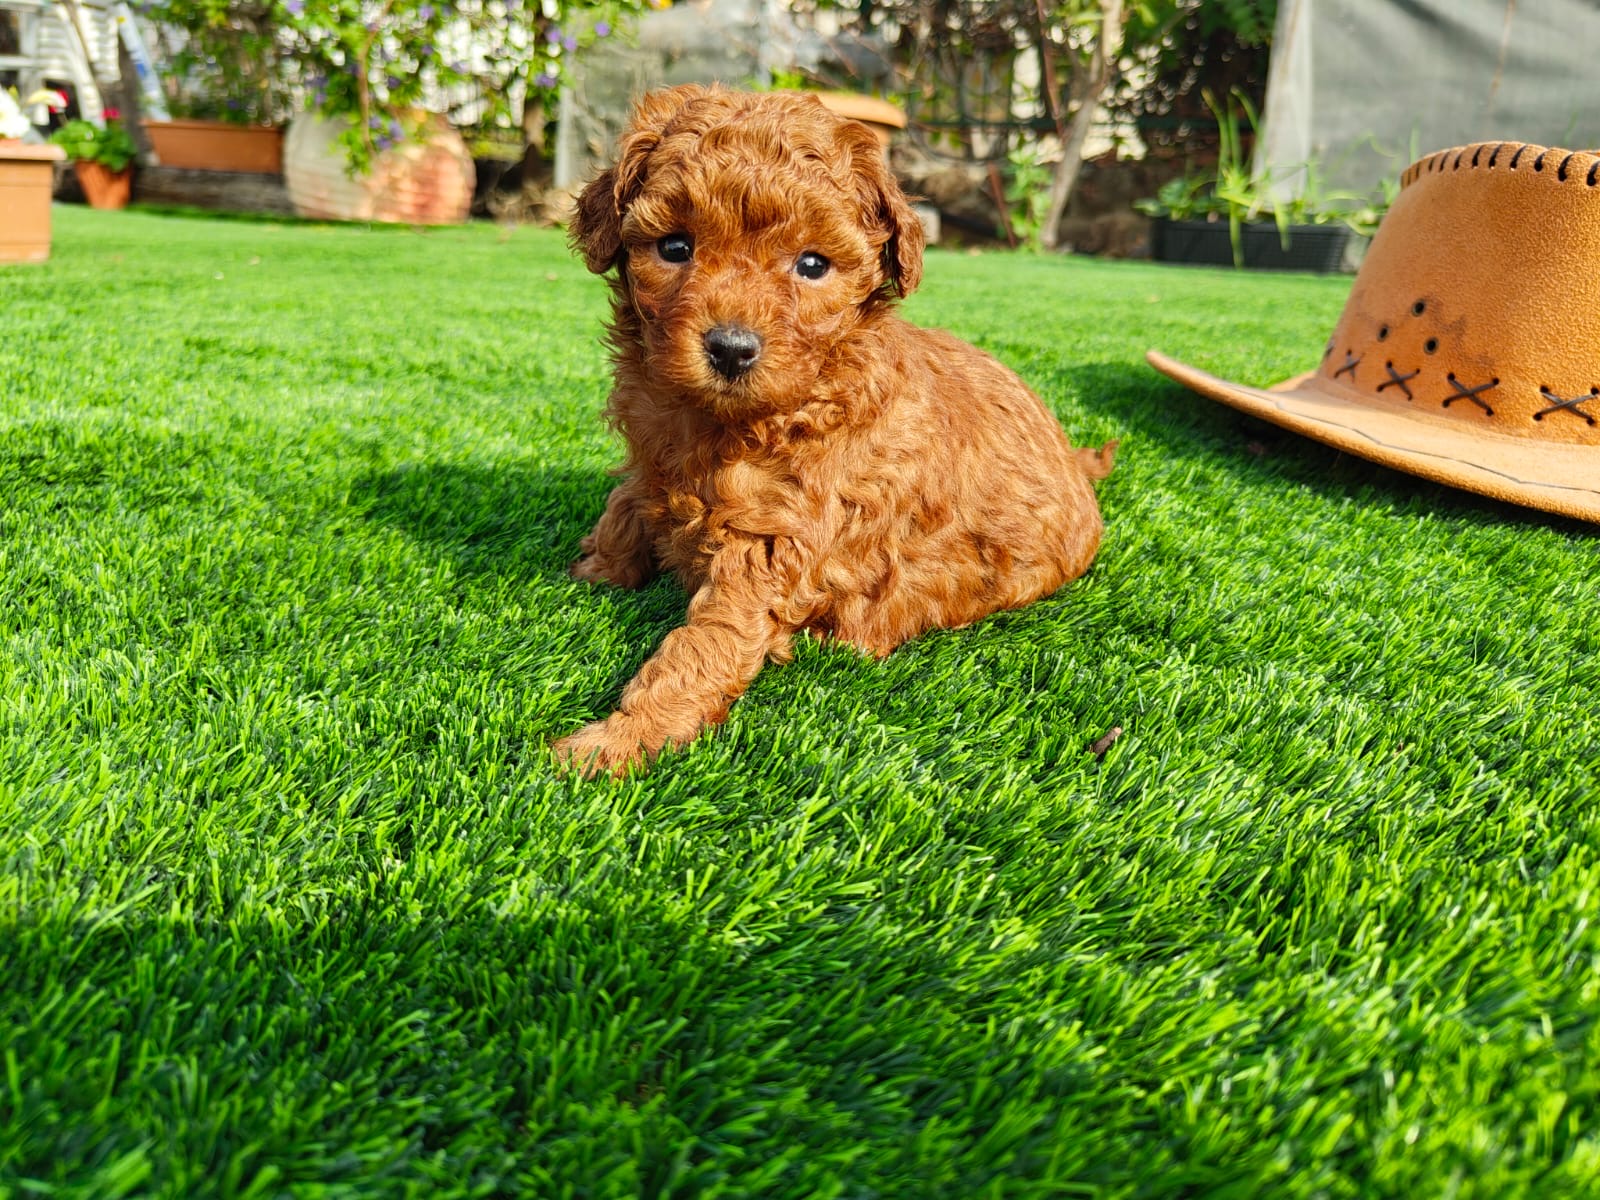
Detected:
[555,84,1116,775]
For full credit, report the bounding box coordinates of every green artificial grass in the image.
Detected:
[1,207,1596,1198]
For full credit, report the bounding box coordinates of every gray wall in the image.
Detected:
[1258,0,1600,200]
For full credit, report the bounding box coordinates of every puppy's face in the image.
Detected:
[572,87,925,420]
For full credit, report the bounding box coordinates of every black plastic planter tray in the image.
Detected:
[1150,218,1350,273]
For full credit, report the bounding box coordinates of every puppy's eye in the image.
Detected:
[657,234,693,264]
[795,251,831,280]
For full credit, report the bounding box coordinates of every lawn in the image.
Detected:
[1,206,1596,1198]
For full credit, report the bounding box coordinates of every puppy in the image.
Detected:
[556,84,1116,775]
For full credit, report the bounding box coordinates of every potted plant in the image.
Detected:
[136,1,630,221]
[0,86,68,262]
[1136,89,1386,272]
[139,0,288,173]
[49,112,139,209]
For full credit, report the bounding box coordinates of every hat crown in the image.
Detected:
[1320,141,1600,446]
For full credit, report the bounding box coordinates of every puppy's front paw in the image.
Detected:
[552,715,648,778]
[570,555,649,590]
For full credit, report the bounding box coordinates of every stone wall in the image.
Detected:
[553,0,890,193]
[554,0,767,193]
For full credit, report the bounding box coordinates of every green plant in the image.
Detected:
[1135,87,1393,265]
[1204,86,1271,266]
[141,0,290,126]
[763,67,812,92]
[1003,144,1055,251]
[1134,173,1223,222]
[48,117,139,172]
[139,1,644,174]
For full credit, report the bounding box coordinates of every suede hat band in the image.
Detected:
[1147,141,1600,524]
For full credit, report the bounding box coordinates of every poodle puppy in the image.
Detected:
[556,84,1116,775]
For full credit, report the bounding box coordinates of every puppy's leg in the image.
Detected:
[554,565,795,776]
[571,480,657,589]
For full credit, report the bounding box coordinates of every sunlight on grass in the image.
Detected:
[0,208,1596,1198]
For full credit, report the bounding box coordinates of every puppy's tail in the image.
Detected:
[1076,439,1119,482]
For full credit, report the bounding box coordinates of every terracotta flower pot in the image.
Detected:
[0,140,66,262]
[809,93,907,149]
[283,111,474,225]
[144,119,284,174]
[74,159,133,210]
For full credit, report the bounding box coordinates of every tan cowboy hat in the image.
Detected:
[1147,141,1600,524]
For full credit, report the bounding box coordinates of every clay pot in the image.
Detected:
[0,141,66,262]
[283,111,474,224]
[74,159,132,211]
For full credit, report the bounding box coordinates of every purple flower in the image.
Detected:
[534,71,558,89]
[561,34,577,51]
[545,26,561,43]
[284,0,303,14]
[594,21,611,37]
[419,4,434,17]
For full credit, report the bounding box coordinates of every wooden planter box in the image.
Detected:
[1150,217,1351,273]
[144,119,284,174]
[0,142,66,263]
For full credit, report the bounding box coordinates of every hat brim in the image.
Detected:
[1146,350,1600,524]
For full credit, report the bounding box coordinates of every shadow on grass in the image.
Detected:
[359,367,1592,596]
[355,462,614,581]
[1068,360,1597,536]
[7,895,1113,1195]
[127,202,476,233]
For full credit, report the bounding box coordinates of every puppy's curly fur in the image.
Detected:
[556,85,1116,775]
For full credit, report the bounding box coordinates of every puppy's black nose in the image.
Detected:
[703,325,763,380]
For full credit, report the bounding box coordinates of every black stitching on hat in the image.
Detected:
[1377,363,1419,400]
[1510,145,1529,169]
[1453,149,1467,170]
[1558,152,1576,181]
[1424,337,1439,354]
[1488,143,1504,167]
[1443,373,1497,415]
[1535,386,1599,425]
[1589,160,1600,187]
[1377,324,1390,341]
[1534,149,1550,172]
[1471,146,1484,167]
[1333,350,1361,379]
[1412,300,1427,316]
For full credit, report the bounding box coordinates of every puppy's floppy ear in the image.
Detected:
[843,122,925,299]
[569,84,714,275]
[569,164,628,274]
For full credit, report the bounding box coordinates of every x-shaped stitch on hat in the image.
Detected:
[1536,387,1600,426]
[1442,373,1498,416]
[1377,363,1419,400]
